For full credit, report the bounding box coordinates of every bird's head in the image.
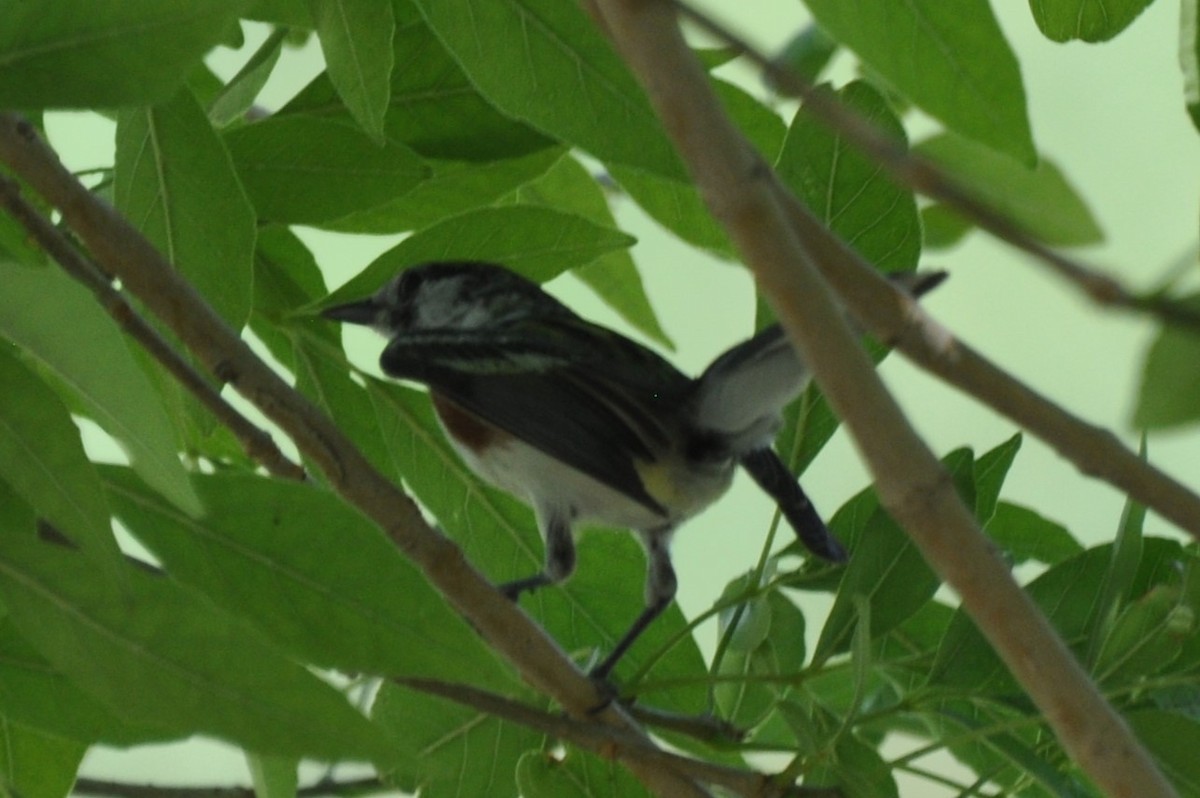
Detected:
[322,260,571,337]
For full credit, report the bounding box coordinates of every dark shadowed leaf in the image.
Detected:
[225,114,429,224]
[0,534,394,763]
[0,0,246,108]
[412,0,684,179]
[102,465,513,689]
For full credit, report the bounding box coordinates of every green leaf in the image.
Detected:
[293,337,399,480]
[412,0,685,179]
[250,226,334,356]
[321,205,635,307]
[373,682,542,798]
[115,88,256,328]
[972,433,1022,525]
[1094,585,1187,685]
[813,449,974,664]
[224,114,430,224]
[516,154,672,347]
[0,0,246,108]
[1184,0,1200,131]
[309,0,395,143]
[101,465,513,689]
[1127,710,1200,794]
[608,76,790,259]
[516,749,652,798]
[801,0,1035,162]
[246,753,299,798]
[778,81,921,274]
[0,350,122,576]
[713,589,777,728]
[0,534,393,763]
[876,599,955,666]
[811,489,939,665]
[0,720,85,798]
[931,538,1185,690]
[1085,477,1147,666]
[1029,0,1156,43]
[817,732,898,798]
[1134,295,1200,428]
[285,19,552,161]
[767,592,809,675]
[927,700,1091,796]
[208,28,286,127]
[327,148,564,234]
[915,132,1103,247]
[0,260,202,516]
[0,618,170,745]
[609,166,732,256]
[985,502,1083,565]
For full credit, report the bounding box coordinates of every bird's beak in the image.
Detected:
[321,298,379,326]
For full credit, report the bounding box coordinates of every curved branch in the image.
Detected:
[588,2,1177,797]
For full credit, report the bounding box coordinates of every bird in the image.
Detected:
[322,260,937,679]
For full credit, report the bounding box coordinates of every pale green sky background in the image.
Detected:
[55,1,1199,793]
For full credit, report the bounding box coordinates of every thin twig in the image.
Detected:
[393,677,833,797]
[0,115,711,798]
[72,776,385,798]
[588,2,1176,797]
[0,175,306,482]
[674,0,1200,331]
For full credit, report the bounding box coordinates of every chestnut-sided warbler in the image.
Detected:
[324,260,938,678]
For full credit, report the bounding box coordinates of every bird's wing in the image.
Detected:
[378,319,689,517]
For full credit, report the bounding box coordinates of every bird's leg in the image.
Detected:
[590,525,677,681]
[497,509,576,600]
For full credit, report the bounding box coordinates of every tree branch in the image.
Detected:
[0,175,307,482]
[588,2,1176,797]
[675,1,1200,331]
[0,116,710,798]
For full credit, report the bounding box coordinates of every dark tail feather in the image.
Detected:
[740,448,847,563]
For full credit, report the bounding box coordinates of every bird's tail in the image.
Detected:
[740,447,847,562]
[690,269,946,453]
